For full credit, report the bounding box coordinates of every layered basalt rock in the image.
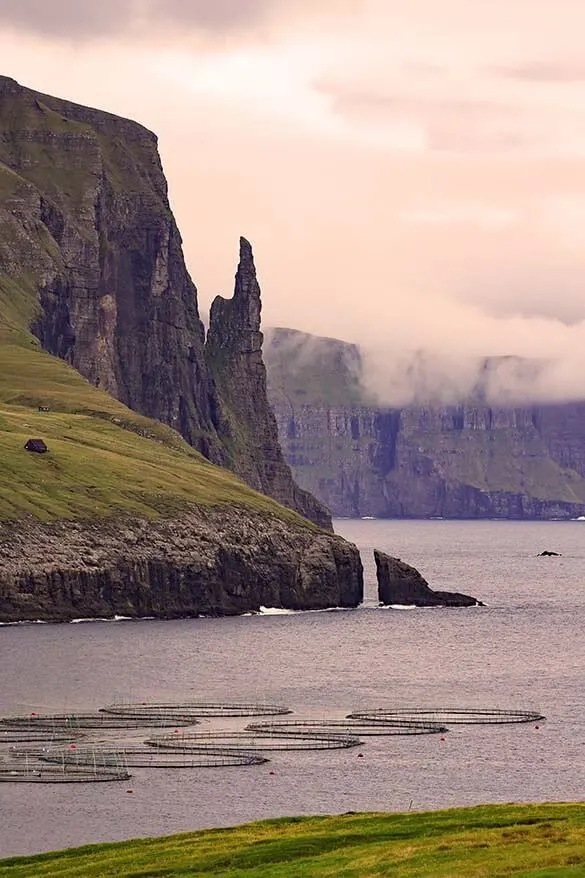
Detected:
[265,327,585,520]
[0,508,363,623]
[374,551,482,607]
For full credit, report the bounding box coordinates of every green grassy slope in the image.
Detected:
[2,804,585,877]
[0,279,306,525]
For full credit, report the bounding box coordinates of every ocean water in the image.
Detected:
[1,519,584,857]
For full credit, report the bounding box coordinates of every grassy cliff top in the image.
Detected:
[2,803,585,876]
[0,277,306,525]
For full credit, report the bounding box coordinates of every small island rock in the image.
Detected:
[375,550,483,607]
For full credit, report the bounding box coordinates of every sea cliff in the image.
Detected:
[0,74,330,528]
[0,77,361,621]
[0,508,362,623]
[265,327,585,519]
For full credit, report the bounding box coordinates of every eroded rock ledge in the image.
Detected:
[375,550,482,607]
[0,509,363,623]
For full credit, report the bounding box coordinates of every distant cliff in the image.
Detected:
[265,327,585,519]
[0,75,329,528]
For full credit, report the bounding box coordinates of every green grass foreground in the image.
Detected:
[1,805,585,877]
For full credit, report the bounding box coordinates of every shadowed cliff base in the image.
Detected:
[0,509,363,623]
[375,550,483,607]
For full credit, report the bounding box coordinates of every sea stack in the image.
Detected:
[375,550,483,607]
[206,238,332,530]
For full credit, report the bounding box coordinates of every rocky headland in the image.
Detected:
[0,509,363,623]
[375,551,482,608]
[0,76,357,622]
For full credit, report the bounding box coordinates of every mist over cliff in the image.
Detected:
[264,325,585,409]
[359,347,585,408]
[265,327,585,520]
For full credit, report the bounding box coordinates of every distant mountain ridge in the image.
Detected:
[265,327,585,519]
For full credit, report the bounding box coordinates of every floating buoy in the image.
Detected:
[126,789,134,794]
[535,725,540,730]
[70,743,77,749]
[269,770,275,775]
[440,737,446,742]
[357,753,364,758]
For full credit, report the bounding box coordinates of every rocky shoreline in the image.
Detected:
[0,508,363,623]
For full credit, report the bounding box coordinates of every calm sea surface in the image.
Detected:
[1,519,584,857]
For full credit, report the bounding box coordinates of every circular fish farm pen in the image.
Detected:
[145,730,362,752]
[38,746,268,769]
[0,712,198,731]
[246,719,448,736]
[0,728,82,744]
[0,755,131,783]
[347,708,545,725]
[101,701,293,721]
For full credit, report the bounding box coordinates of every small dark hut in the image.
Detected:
[24,438,48,454]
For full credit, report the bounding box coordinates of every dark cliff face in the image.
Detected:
[0,76,328,526]
[205,239,332,530]
[265,327,585,520]
[0,74,225,463]
[0,508,362,622]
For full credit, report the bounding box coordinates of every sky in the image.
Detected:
[1,0,585,403]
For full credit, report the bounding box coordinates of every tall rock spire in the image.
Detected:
[233,237,261,331]
[205,238,333,530]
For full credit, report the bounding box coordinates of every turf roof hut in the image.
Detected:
[24,438,48,454]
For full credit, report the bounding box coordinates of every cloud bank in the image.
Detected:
[1,1,585,405]
[0,0,272,38]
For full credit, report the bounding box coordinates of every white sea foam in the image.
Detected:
[258,606,353,615]
[259,606,300,615]
[70,615,135,624]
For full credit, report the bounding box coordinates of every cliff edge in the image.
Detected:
[0,509,362,623]
[0,77,358,620]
